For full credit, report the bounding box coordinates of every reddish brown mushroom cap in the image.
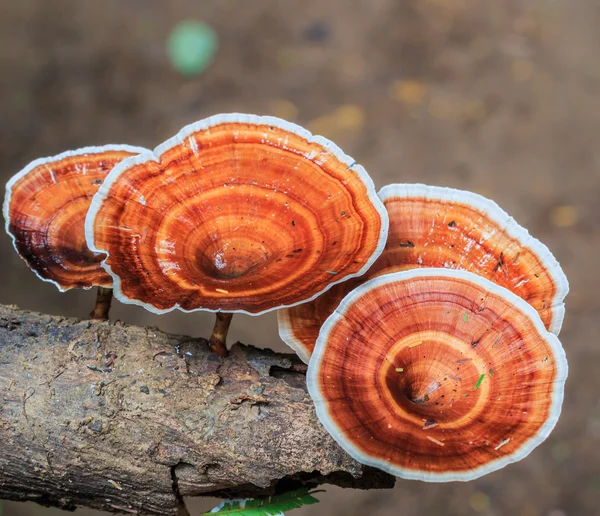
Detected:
[307,268,567,481]
[279,184,568,363]
[85,114,388,315]
[3,145,146,291]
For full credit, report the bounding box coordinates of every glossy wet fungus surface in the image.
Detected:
[86,114,388,315]
[307,269,567,481]
[4,146,146,291]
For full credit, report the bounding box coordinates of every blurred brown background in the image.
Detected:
[0,0,598,515]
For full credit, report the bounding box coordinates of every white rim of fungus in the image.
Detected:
[377,184,569,335]
[85,113,389,316]
[306,268,568,483]
[3,144,149,292]
[277,307,312,364]
[278,182,569,363]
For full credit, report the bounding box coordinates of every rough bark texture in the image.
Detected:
[0,304,394,515]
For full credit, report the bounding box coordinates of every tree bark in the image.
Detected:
[0,304,394,515]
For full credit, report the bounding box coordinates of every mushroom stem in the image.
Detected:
[208,312,233,357]
[90,287,113,320]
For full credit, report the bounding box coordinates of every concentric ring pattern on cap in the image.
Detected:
[3,145,147,291]
[85,113,388,315]
[307,268,567,482]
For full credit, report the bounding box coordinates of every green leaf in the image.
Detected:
[204,488,323,515]
[474,374,485,390]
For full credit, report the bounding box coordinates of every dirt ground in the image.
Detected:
[0,0,599,515]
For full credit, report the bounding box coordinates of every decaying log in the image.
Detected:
[0,304,394,515]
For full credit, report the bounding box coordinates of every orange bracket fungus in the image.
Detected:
[307,268,568,482]
[85,113,388,356]
[279,183,569,363]
[3,145,147,319]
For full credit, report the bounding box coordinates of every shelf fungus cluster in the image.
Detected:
[3,113,568,482]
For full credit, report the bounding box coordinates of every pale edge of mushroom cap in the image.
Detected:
[85,113,390,316]
[3,144,149,292]
[306,267,568,483]
[278,183,570,362]
[277,308,313,363]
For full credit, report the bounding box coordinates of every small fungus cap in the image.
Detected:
[307,268,567,482]
[279,183,569,363]
[85,113,388,315]
[3,145,147,291]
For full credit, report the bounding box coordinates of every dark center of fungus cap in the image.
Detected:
[381,334,482,423]
[47,197,102,267]
[200,239,269,280]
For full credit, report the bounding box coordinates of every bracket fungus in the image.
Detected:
[279,183,568,363]
[85,113,388,356]
[3,145,146,319]
[307,268,568,482]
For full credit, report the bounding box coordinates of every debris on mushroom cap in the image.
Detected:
[85,113,388,315]
[307,268,568,482]
[278,183,568,363]
[3,145,147,291]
